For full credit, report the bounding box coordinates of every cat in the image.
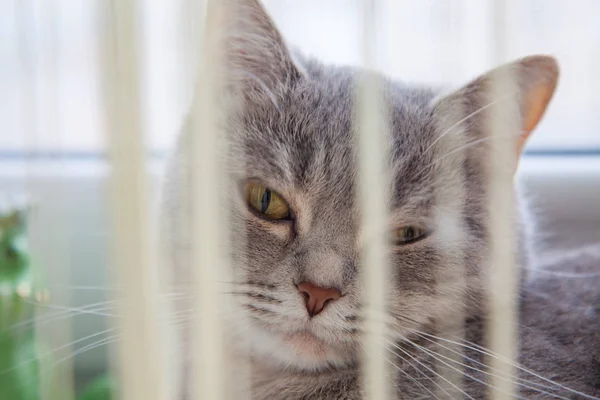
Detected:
[160,0,600,398]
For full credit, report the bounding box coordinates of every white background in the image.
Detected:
[2,0,600,153]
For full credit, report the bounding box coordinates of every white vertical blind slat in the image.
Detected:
[487,1,519,398]
[100,0,168,399]
[358,1,391,399]
[189,0,228,399]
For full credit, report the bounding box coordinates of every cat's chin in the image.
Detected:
[249,325,355,371]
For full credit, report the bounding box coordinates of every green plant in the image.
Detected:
[0,207,115,400]
[0,208,42,400]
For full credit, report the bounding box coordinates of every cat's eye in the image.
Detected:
[246,182,290,221]
[393,226,426,245]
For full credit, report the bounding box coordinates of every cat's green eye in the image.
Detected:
[393,226,426,245]
[246,183,290,221]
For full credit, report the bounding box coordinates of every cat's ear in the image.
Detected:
[433,55,559,160]
[209,0,301,100]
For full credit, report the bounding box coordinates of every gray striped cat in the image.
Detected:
[161,0,599,398]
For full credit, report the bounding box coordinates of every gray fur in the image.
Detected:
[160,0,599,398]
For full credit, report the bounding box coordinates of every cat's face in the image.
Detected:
[164,0,558,373]
[227,73,447,370]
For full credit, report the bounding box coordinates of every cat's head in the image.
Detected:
[165,0,558,372]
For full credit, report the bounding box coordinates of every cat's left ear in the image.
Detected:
[205,0,302,101]
[433,55,559,161]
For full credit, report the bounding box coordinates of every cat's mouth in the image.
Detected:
[281,330,329,357]
[267,328,355,370]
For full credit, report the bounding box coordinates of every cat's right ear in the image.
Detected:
[431,55,559,170]
[205,0,302,101]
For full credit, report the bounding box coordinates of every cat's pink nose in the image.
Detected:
[297,282,341,317]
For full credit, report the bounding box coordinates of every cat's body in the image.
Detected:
[161,1,600,398]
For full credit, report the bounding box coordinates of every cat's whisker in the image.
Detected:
[0,327,117,377]
[446,333,584,389]
[394,335,571,400]
[385,351,462,400]
[404,328,600,400]
[423,91,518,156]
[46,284,197,291]
[2,299,119,334]
[394,338,531,400]
[19,293,197,320]
[10,334,122,393]
[391,313,576,392]
[21,298,122,318]
[48,285,124,291]
[430,131,523,168]
[385,340,474,399]
[383,312,586,398]
[8,294,194,334]
[384,355,443,399]
[51,335,121,370]
[405,327,570,396]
